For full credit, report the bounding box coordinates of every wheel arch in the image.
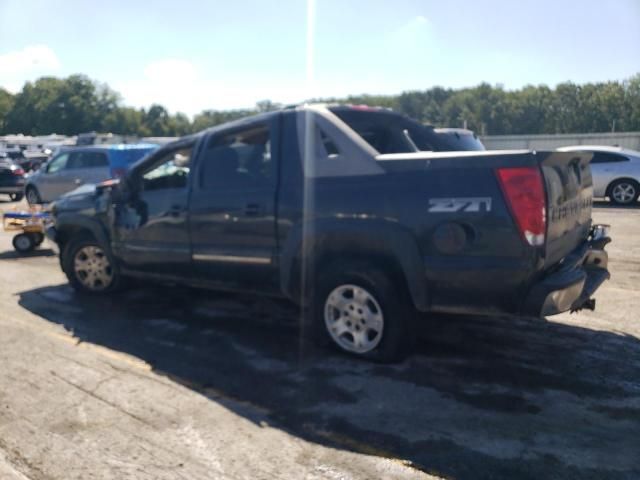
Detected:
[55,214,111,257]
[25,183,41,202]
[280,220,429,311]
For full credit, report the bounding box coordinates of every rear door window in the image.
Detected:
[331,109,443,153]
[590,152,629,164]
[67,151,109,169]
[200,124,273,190]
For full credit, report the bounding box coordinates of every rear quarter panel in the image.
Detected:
[379,154,540,313]
[288,152,543,314]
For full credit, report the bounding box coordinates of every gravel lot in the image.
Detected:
[0,200,638,480]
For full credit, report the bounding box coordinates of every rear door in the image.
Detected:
[189,116,280,291]
[540,151,593,266]
[65,150,110,188]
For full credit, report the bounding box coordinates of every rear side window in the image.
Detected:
[433,131,485,151]
[319,128,340,157]
[331,109,444,153]
[591,152,629,164]
[200,124,272,190]
[67,151,109,169]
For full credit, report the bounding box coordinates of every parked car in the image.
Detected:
[21,151,51,172]
[557,145,640,206]
[0,159,26,201]
[47,105,610,361]
[25,144,157,204]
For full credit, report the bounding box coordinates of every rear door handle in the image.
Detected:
[168,205,185,217]
[244,203,263,216]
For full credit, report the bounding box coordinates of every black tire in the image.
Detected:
[308,261,414,363]
[61,236,123,294]
[12,233,35,253]
[608,179,639,206]
[30,232,45,246]
[25,186,41,205]
[9,193,23,202]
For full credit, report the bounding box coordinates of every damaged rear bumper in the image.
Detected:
[523,225,611,317]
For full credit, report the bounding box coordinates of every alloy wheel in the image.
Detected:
[612,182,637,204]
[324,284,384,354]
[73,246,114,291]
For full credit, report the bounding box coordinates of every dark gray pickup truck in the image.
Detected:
[48,104,610,361]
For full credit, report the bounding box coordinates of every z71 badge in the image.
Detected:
[428,197,492,213]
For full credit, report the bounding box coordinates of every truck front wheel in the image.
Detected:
[62,237,122,294]
[310,262,413,362]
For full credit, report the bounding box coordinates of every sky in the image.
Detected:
[0,0,639,117]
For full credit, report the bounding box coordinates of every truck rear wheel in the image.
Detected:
[310,261,413,362]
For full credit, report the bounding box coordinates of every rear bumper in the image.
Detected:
[0,185,24,194]
[523,224,611,317]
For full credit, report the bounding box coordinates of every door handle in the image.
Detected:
[168,205,185,217]
[74,178,82,185]
[244,203,263,216]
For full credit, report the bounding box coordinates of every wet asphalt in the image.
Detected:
[1,200,639,479]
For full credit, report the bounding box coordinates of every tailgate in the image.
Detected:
[539,151,593,267]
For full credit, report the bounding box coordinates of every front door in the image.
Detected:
[65,150,111,189]
[189,118,280,291]
[113,144,194,277]
[37,152,71,201]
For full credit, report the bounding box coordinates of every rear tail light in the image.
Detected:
[110,167,127,178]
[496,167,546,247]
[12,167,25,176]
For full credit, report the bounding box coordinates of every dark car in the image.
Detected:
[0,158,26,201]
[47,104,610,362]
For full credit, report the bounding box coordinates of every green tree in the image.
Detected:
[143,104,172,136]
[4,75,120,135]
[169,112,192,136]
[0,88,15,134]
[3,72,640,137]
[256,100,282,112]
[624,74,640,131]
[505,85,554,134]
[192,109,255,131]
[103,107,146,135]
